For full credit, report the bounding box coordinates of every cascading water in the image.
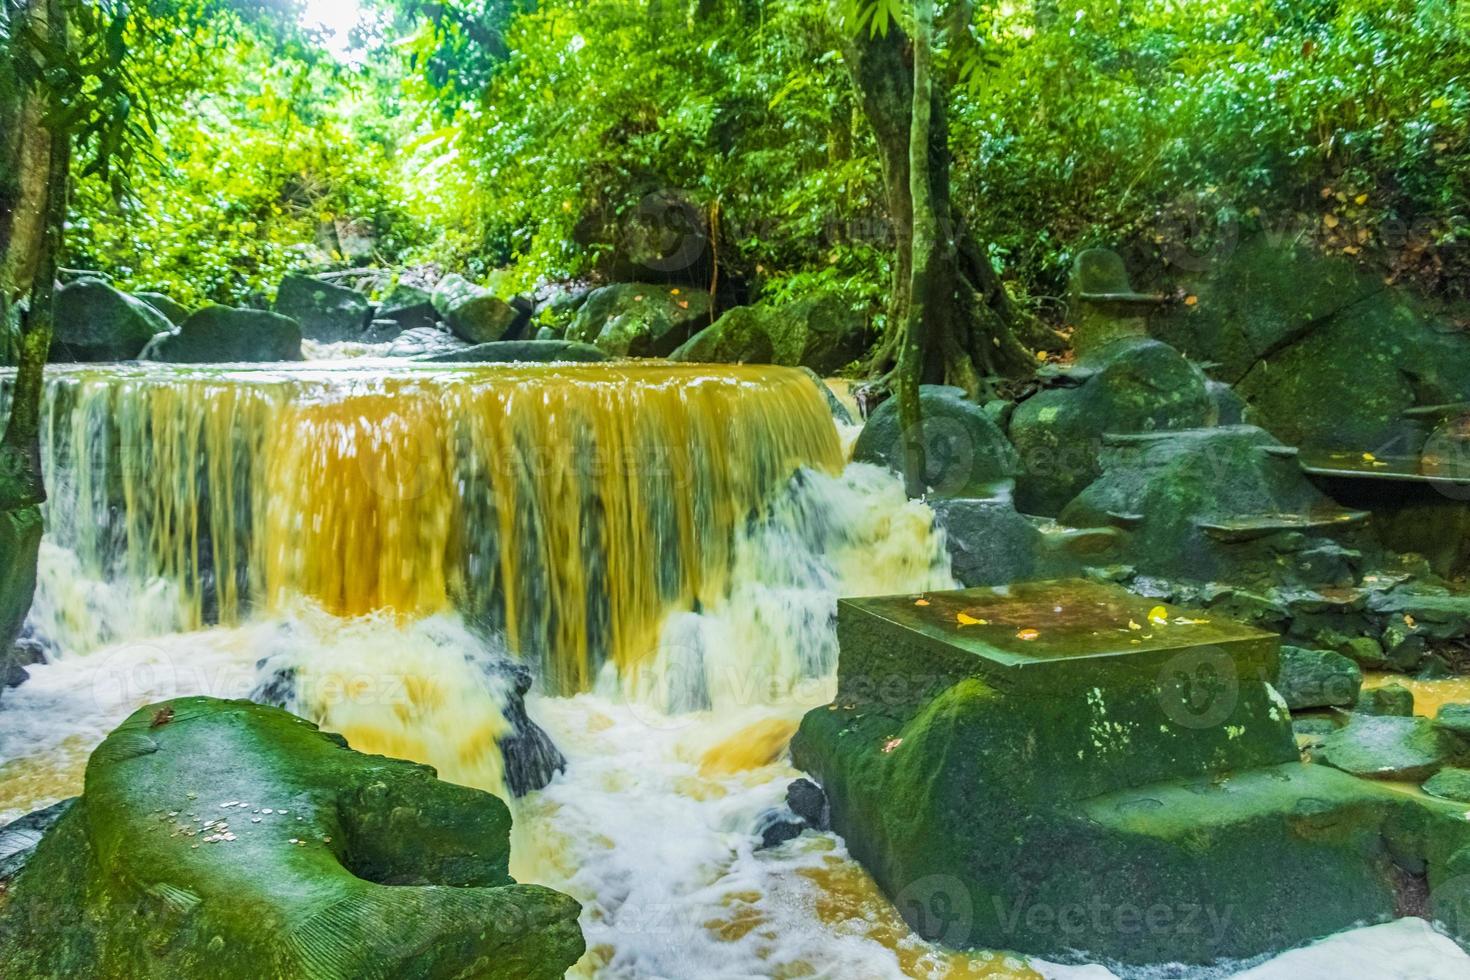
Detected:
[2,360,1464,978]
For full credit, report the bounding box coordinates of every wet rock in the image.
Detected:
[1423,767,1470,803]
[566,283,711,357]
[1358,684,1415,717]
[134,291,190,325]
[0,697,584,978]
[149,306,303,363]
[930,487,1121,587]
[852,385,1021,497]
[787,778,828,831]
[51,279,173,361]
[755,808,805,849]
[0,798,75,884]
[1067,248,1160,355]
[376,283,438,332]
[1321,714,1446,780]
[415,340,609,364]
[798,368,853,424]
[1276,646,1362,710]
[1009,337,1214,514]
[669,293,868,374]
[383,324,467,358]
[432,274,522,344]
[1338,635,1392,671]
[1206,380,1246,426]
[1434,703,1470,741]
[273,272,372,342]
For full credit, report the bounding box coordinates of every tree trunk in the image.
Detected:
[1,0,65,512]
[842,11,1042,402]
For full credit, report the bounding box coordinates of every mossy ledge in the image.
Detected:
[0,696,584,979]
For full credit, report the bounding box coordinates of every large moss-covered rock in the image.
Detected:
[149,306,303,363]
[0,503,42,703]
[274,273,372,343]
[1234,290,1470,452]
[416,340,610,364]
[668,294,868,374]
[792,580,1470,965]
[566,283,711,357]
[0,696,584,978]
[853,385,1021,497]
[51,278,173,361]
[1060,426,1373,586]
[1009,337,1213,514]
[432,274,522,344]
[1149,236,1382,383]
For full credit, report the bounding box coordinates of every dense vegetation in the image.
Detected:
[35,0,1468,320]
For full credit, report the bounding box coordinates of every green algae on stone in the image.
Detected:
[0,696,584,979]
[0,502,42,701]
[151,306,304,363]
[566,283,711,357]
[274,272,373,343]
[1424,767,1470,803]
[668,293,868,374]
[1321,714,1447,781]
[432,274,522,345]
[1008,337,1213,515]
[852,385,1021,498]
[1359,684,1416,717]
[791,580,1458,965]
[1276,646,1362,710]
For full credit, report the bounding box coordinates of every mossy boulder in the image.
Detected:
[383,325,468,358]
[1424,768,1470,803]
[566,283,711,357]
[150,306,303,363]
[1060,426,1371,586]
[51,278,173,361]
[416,340,610,364]
[792,580,1468,965]
[1359,684,1416,717]
[1320,714,1448,780]
[852,385,1021,497]
[134,291,190,326]
[1233,290,1470,453]
[0,503,42,703]
[432,274,522,344]
[273,273,372,343]
[376,283,439,332]
[1009,337,1214,514]
[668,294,868,374]
[1148,235,1381,384]
[1275,646,1362,710]
[0,696,584,978]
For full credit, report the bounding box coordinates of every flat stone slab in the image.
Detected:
[852,578,1275,677]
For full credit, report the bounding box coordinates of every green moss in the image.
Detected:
[0,696,584,978]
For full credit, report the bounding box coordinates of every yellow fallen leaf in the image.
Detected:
[633,294,644,301]
[1362,452,1377,462]
[914,598,930,607]
[956,612,987,627]
[1036,350,1049,362]
[1184,295,1198,307]
[1017,628,1040,641]
[1343,246,1360,256]
[1323,214,1340,229]
[670,287,681,295]
[1148,605,1169,626]
[1354,193,1369,205]
[1128,619,1142,630]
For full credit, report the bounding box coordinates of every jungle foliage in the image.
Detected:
[34,0,1470,315]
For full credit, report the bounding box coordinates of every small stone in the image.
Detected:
[1276,646,1362,710]
[1358,684,1415,717]
[1423,768,1470,803]
[1321,714,1447,781]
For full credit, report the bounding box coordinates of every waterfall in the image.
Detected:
[16,362,843,694]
